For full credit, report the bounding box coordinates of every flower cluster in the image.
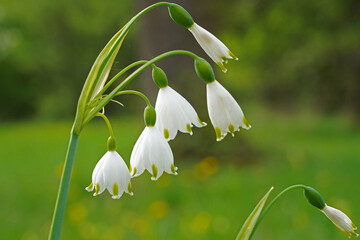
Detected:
[86,57,251,199]
[83,5,252,199]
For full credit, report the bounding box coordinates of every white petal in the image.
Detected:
[130,126,176,180]
[322,205,358,237]
[87,151,131,199]
[189,23,237,72]
[130,128,149,177]
[155,86,205,141]
[207,80,250,140]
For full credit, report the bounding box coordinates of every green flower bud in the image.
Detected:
[304,186,326,210]
[152,66,168,88]
[168,4,194,29]
[107,136,116,151]
[144,106,156,127]
[195,57,215,83]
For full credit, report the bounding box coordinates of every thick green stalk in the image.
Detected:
[82,50,198,125]
[249,184,307,240]
[48,132,79,240]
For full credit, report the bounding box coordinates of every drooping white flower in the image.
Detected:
[155,86,206,141]
[130,126,177,180]
[189,23,238,73]
[322,205,358,238]
[206,80,251,141]
[86,151,133,199]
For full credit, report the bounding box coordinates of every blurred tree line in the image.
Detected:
[0,0,359,121]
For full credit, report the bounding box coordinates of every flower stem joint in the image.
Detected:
[152,66,168,88]
[194,57,215,84]
[168,3,194,29]
[304,186,326,210]
[144,106,156,127]
[107,136,116,151]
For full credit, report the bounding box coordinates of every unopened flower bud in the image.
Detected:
[168,4,194,29]
[144,106,156,127]
[194,57,215,84]
[152,66,168,88]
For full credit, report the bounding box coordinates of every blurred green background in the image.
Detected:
[0,0,359,239]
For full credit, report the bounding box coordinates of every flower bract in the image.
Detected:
[322,205,358,238]
[155,86,206,141]
[130,126,177,180]
[86,151,133,199]
[206,80,251,141]
[189,23,237,72]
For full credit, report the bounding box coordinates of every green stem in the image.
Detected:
[82,50,198,125]
[97,60,148,97]
[48,132,79,240]
[116,90,152,107]
[96,113,115,138]
[249,184,307,240]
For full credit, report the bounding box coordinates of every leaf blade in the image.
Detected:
[235,186,274,240]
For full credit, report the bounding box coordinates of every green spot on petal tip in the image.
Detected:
[112,183,119,198]
[86,182,93,191]
[171,164,177,174]
[216,62,227,73]
[186,123,192,133]
[95,184,100,195]
[151,164,158,180]
[164,129,169,139]
[127,182,133,195]
[214,127,222,141]
[229,51,238,60]
[197,116,206,126]
[243,116,251,129]
[228,124,235,134]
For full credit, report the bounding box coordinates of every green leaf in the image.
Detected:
[235,187,274,240]
[73,25,128,134]
[88,27,128,101]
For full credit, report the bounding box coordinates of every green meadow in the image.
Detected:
[1,107,359,240]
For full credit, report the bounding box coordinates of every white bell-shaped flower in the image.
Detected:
[86,151,133,199]
[130,126,177,180]
[155,86,206,141]
[189,23,238,73]
[207,80,251,141]
[322,205,358,238]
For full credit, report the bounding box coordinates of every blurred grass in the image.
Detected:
[0,107,359,240]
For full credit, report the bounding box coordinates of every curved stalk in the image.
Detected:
[116,90,152,107]
[82,50,198,126]
[96,113,115,138]
[48,132,79,240]
[249,184,307,240]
